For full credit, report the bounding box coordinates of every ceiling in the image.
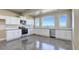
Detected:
[5,9,58,17]
[6,9,40,15]
[8,9,27,14]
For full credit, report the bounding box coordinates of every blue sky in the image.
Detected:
[42,16,55,26]
[60,16,67,27]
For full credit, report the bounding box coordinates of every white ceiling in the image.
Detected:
[5,9,58,17]
[8,9,27,13]
[7,9,39,14]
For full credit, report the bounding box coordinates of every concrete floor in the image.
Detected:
[0,35,72,50]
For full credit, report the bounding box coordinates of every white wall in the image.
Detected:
[72,9,79,49]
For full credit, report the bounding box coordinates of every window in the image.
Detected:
[42,16,55,28]
[35,18,40,28]
[59,15,67,27]
[26,19,34,28]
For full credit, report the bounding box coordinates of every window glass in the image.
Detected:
[42,16,55,28]
[26,19,34,28]
[35,18,40,28]
[59,16,67,27]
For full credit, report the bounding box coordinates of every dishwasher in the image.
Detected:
[50,29,56,38]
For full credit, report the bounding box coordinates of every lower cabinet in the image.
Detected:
[55,30,72,40]
[55,30,65,39]
[66,31,72,40]
[33,29,50,37]
[6,29,22,41]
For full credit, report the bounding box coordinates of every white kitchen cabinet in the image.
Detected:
[28,29,34,35]
[55,29,72,40]
[56,30,62,39]
[66,31,72,40]
[33,29,50,37]
[12,17,20,25]
[5,17,20,25]
[6,30,14,41]
[61,30,67,40]
[6,30,22,41]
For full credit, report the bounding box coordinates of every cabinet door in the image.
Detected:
[6,30,14,41]
[6,17,20,25]
[61,30,67,40]
[56,30,67,40]
[6,30,21,41]
[6,18,11,24]
[11,17,20,25]
[66,31,72,40]
[55,30,61,38]
[14,30,21,38]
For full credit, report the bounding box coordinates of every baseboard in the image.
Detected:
[55,38,71,41]
[33,34,71,41]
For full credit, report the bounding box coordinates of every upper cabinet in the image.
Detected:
[5,17,20,25]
